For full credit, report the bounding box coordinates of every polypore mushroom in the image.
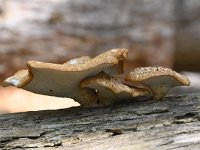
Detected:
[80,72,151,106]
[125,67,190,100]
[2,48,128,107]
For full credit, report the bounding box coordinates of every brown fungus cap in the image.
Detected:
[125,67,190,100]
[64,55,124,75]
[64,56,92,65]
[2,48,128,107]
[2,70,31,88]
[80,72,150,106]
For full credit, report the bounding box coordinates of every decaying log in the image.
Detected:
[1,94,200,150]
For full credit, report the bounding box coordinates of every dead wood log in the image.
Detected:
[0,94,200,150]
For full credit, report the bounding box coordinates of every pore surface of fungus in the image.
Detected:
[125,67,190,100]
[2,48,128,107]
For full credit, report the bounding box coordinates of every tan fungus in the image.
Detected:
[2,49,191,107]
[2,48,128,107]
[80,72,151,106]
[125,67,190,100]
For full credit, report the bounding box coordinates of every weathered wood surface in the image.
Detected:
[1,94,200,150]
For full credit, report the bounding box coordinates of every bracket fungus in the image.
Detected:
[80,72,151,106]
[2,49,190,107]
[2,48,128,107]
[125,67,190,100]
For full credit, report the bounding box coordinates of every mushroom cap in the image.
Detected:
[125,67,190,100]
[2,48,128,107]
[26,48,128,72]
[64,55,124,75]
[80,72,150,105]
[2,70,31,88]
[64,56,91,65]
[126,67,190,85]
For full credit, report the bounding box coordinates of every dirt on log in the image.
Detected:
[1,94,200,150]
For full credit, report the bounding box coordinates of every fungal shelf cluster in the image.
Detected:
[2,49,190,107]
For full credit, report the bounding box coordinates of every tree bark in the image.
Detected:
[1,94,200,150]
